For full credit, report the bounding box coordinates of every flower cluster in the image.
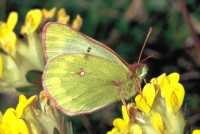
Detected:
[0,8,83,94]
[0,91,66,133]
[0,94,37,133]
[107,72,188,134]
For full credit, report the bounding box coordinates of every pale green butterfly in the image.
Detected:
[42,22,150,116]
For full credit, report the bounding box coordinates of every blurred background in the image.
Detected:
[0,0,200,133]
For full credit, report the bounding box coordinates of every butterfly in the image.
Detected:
[42,22,151,116]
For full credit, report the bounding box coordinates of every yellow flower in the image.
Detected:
[72,15,83,30]
[0,125,11,133]
[16,94,38,118]
[0,110,12,133]
[0,55,2,78]
[150,73,185,113]
[108,72,185,134]
[57,8,70,24]
[0,12,18,56]
[11,119,29,134]
[193,130,200,134]
[107,127,121,134]
[2,108,17,124]
[150,112,164,133]
[135,83,156,115]
[21,9,42,34]
[129,124,142,134]
[0,94,37,133]
[160,73,185,113]
[150,73,166,92]
[107,105,142,134]
[1,108,29,134]
[0,12,18,37]
[112,105,130,133]
[42,7,56,19]
[149,73,185,133]
[107,106,129,134]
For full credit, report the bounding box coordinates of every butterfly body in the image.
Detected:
[42,22,147,116]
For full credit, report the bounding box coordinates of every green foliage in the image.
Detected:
[26,70,42,84]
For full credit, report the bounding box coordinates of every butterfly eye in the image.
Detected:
[87,47,92,52]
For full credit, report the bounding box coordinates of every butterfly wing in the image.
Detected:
[42,22,129,72]
[42,53,134,116]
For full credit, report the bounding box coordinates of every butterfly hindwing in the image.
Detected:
[42,53,134,116]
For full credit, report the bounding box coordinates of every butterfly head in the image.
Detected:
[135,63,148,80]
[129,63,148,80]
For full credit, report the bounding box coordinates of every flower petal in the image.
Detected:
[16,94,37,118]
[25,95,38,107]
[168,72,179,83]
[165,86,174,113]
[7,12,18,31]
[167,83,185,113]
[0,23,9,38]
[0,122,11,133]
[2,108,17,124]
[42,7,56,19]
[0,111,2,123]
[129,124,142,134]
[156,73,166,85]
[0,55,2,78]
[113,118,125,131]
[135,83,155,115]
[16,95,27,118]
[193,130,200,134]
[107,127,120,134]
[57,8,70,24]
[122,105,129,125]
[23,9,42,33]
[72,15,83,30]
[160,76,170,98]
[151,112,164,133]
[19,94,27,103]
[11,119,29,134]
[0,30,16,56]
[150,78,157,86]
[142,83,156,107]
[135,95,150,115]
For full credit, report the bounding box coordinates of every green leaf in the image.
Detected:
[26,70,42,84]
[16,85,41,92]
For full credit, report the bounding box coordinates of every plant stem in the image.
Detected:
[179,0,200,64]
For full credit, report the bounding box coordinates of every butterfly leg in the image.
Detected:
[134,77,143,96]
[112,80,127,106]
[120,93,127,106]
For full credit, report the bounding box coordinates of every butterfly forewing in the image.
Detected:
[42,53,134,116]
[42,22,129,72]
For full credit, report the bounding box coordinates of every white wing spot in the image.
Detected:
[80,71,85,76]
[77,68,85,77]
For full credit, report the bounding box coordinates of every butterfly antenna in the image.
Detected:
[140,54,154,63]
[137,27,152,64]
